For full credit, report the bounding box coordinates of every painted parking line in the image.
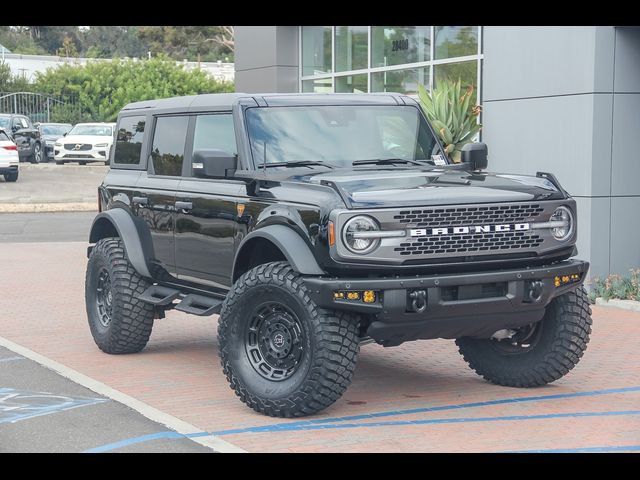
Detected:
[0,335,246,453]
[507,445,640,453]
[0,356,24,363]
[0,387,107,424]
[84,409,640,453]
[83,386,640,452]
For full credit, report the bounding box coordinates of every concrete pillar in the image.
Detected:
[482,26,640,279]
[234,26,299,93]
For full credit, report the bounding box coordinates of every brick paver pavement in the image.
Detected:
[1,241,639,452]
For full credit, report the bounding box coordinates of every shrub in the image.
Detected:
[417,79,481,163]
[588,269,640,302]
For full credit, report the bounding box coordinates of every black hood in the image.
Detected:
[259,167,566,209]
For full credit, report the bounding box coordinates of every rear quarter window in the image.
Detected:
[113,115,146,167]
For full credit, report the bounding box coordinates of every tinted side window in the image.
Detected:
[151,116,189,177]
[114,116,145,165]
[192,114,237,156]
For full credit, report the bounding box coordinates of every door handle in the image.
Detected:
[175,201,193,212]
[132,196,148,206]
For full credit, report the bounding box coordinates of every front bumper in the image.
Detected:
[304,259,589,345]
[54,147,109,162]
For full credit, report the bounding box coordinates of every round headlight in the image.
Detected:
[550,206,574,241]
[342,215,380,254]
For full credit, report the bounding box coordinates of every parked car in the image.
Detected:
[36,122,73,162]
[54,122,116,165]
[85,93,591,418]
[0,113,43,163]
[0,127,19,182]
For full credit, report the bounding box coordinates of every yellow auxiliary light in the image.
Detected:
[554,273,582,288]
[363,290,376,303]
[347,291,360,300]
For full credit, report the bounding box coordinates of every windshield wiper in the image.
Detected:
[352,158,426,166]
[262,160,333,169]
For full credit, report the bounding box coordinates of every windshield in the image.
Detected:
[69,125,113,136]
[42,124,72,136]
[245,105,444,168]
[0,117,10,129]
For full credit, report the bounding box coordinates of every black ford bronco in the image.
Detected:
[85,93,592,417]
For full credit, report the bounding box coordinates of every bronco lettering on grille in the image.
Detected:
[410,223,530,237]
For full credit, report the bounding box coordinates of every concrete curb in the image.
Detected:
[0,203,97,213]
[595,298,640,312]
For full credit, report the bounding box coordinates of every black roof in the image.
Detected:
[121,92,413,114]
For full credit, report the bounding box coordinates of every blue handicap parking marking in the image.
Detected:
[0,387,108,424]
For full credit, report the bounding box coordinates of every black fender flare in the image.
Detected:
[89,209,152,278]
[233,224,325,280]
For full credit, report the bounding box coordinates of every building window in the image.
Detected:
[301,26,332,76]
[371,26,431,68]
[299,26,482,102]
[335,74,368,93]
[434,26,478,59]
[371,67,430,96]
[335,26,368,72]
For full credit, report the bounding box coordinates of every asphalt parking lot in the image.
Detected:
[0,218,639,452]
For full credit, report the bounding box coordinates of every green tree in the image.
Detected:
[137,26,233,62]
[34,55,234,122]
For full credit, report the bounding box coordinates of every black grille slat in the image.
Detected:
[393,204,543,227]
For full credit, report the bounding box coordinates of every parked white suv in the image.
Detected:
[54,123,116,165]
[0,127,19,182]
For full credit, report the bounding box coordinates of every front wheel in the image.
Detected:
[456,286,592,387]
[29,143,42,164]
[218,262,360,417]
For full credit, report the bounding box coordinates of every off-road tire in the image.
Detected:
[456,286,592,387]
[218,261,360,417]
[3,171,18,182]
[85,237,155,354]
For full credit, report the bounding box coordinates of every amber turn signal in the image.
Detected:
[328,221,335,246]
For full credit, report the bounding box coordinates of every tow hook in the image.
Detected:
[408,290,427,313]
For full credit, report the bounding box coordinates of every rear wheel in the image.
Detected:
[85,237,155,354]
[218,262,360,417]
[79,161,87,166]
[3,171,18,182]
[456,287,592,387]
[55,160,64,165]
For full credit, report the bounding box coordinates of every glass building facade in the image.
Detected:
[300,26,482,99]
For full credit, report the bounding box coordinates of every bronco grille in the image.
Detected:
[395,230,543,256]
[393,204,544,227]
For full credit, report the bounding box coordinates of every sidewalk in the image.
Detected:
[0,164,105,212]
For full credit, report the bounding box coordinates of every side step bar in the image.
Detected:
[138,285,180,306]
[138,286,223,316]
[174,294,222,316]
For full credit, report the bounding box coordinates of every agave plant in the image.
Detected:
[418,79,482,163]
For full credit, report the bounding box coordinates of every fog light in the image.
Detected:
[554,273,581,288]
[347,291,360,300]
[363,290,376,303]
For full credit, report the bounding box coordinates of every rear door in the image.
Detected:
[133,115,190,277]
[175,112,243,291]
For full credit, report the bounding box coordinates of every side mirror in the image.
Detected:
[63,132,68,137]
[193,149,237,178]
[461,142,488,171]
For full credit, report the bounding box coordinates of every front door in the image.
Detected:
[175,113,242,291]
[134,115,190,277]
